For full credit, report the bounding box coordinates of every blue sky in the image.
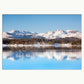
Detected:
[3,15,81,33]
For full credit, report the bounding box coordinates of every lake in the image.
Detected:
[3,47,81,70]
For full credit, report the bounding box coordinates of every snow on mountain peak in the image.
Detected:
[47,31,54,34]
[66,30,80,33]
[54,29,66,35]
[8,30,15,33]
[3,29,81,39]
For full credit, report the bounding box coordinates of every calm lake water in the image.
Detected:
[3,47,81,70]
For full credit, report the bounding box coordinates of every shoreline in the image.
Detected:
[3,43,81,48]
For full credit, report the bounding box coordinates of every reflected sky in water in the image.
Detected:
[3,47,81,70]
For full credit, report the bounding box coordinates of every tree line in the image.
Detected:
[3,37,81,45]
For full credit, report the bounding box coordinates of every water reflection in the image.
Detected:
[3,47,81,61]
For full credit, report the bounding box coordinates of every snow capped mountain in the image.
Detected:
[3,32,13,38]
[8,30,37,35]
[37,29,81,39]
[3,29,81,39]
[39,31,55,39]
[3,30,39,39]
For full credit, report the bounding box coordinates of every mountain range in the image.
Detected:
[3,29,81,39]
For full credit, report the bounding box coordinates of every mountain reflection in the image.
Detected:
[3,47,81,61]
